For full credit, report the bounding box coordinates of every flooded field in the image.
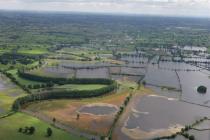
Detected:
[111,75,142,82]
[178,71,210,107]
[144,65,180,89]
[116,95,210,140]
[78,103,118,116]
[159,62,201,71]
[30,66,75,78]
[146,85,181,99]
[0,80,7,90]
[0,74,14,90]
[44,66,75,77]
[120,56,148,64]
[76,68,109,78]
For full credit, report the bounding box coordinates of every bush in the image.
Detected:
[189,135,195,140]
[46,128,52,137]
[197,86,207,94]
[28,126,35,135]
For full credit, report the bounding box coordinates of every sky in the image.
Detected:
[0,0,210,17]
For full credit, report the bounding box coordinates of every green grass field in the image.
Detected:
[17,48,48,55]
[0,88,26,114]
[7,69,44,85]
[54,84,107,91]
[0,113,87,140]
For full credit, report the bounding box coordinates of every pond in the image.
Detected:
[78,103,118,116]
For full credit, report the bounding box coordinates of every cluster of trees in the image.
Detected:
[18,126,35,135]
[18,126,53,137]
[0,53,41,65]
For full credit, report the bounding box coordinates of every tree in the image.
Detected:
[77,113,80,120]
[28,126,35,135]
[142,81,146,86]
[197,86,207,94]
[18,128,22,133]
[46,127,52,137]
[189,135,195,140]
[53,118,56,124]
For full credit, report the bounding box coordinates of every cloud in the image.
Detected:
[0,0,209,17]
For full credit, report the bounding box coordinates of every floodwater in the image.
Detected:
[120,95,210,140]
[78,104,118,115]
[120,67,145,75]
[178,71,210,107]
[0,75,8,90]
[111,75,142,82]
[76,68,109,78]
[43,66,75,78]
[120,56,148,64]
[159,62,200,71]
[146,85,181,99]
[0,82,6,90]
[144,65,180,89]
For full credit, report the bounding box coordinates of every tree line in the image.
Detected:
[12,82,116,111]
[12,70,117,111]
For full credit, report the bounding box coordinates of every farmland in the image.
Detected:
[1,11,210,140]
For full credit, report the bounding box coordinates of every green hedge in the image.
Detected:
[12,82,117,111]
[12,70,117,111]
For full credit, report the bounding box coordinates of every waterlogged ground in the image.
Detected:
[178,71,210,107]
[0,73,26,115]
[145,65,180,89]
[114,94,210,140]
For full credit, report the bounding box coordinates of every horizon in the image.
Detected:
[0,0,210,18]
[1,9,210,20]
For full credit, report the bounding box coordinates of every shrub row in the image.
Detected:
[12,81,117,111]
